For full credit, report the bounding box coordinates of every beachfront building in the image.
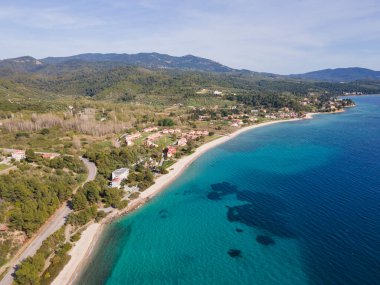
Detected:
[182,130,209,140]
[166,146,177,158]
[11,150,26,161]
[111,168,129,188]
[177,138,188,146]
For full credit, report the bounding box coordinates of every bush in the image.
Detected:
[95,210,107,222]
[158,118,175,126]
[70,232,81,242]
[40,128,50,135]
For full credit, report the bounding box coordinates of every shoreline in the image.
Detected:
[52,115,315,285]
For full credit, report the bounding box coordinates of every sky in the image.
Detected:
[0,0,379,74]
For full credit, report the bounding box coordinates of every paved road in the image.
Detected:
[0,158,96,285]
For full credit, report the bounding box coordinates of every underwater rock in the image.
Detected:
[256,235,275,246]
[207,182,238,200]
[228,249,242,257]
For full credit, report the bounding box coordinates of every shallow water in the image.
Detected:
[77,96,380,285]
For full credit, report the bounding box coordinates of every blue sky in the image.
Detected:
[1,0,379,73]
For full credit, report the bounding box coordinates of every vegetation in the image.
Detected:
[0,54,366,283]
[14,228,70,285]
[0,156,84,267]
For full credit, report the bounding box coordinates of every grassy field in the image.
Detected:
[0,164,11,171]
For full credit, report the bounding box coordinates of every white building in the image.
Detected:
[111,168,129,188]
[11,150,26,161]
[177,138,188,146]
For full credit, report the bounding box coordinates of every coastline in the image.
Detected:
[52,116,314,285]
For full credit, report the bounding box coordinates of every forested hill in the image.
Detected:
[0,53,236,74]
[1,53,380,109]
[289,67,380,82]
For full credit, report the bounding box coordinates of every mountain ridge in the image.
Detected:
[41,52,236,73]
[289,67,380,82]
[1,53,379,82]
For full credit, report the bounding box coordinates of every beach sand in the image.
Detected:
[52,223,102,285]
[52,117,311,285]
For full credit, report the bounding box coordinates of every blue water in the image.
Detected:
[77,96,380,285]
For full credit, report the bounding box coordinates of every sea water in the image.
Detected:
[76,96,380,285]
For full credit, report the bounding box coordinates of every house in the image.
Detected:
[199,115,210,121]
[177,138,188,146]
[166,146,177,158]
[162,129,181,135]
[111,177,122,188]
[143,127,158,133]
[111,168,129,188]
[147,132,162,141]
[125,133,141,146]
[0,223,8,232]
[213,90,223,96]
[126,133,141,141]
[11,150,25,161]
[195,130,209,136]
[40,153,60,159]
[144,140,158,148]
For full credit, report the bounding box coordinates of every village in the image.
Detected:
[0,94,353,240]
[0,95,351,195]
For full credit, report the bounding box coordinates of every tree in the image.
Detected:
[25,149,36,163]
[83,181,101,204]
[158,118,175,126]
[103,188,123,208]
[71,192,88,211]
[14,258,40,284]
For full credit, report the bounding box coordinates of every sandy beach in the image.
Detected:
[52,116,311,285]
[51,223,102,285]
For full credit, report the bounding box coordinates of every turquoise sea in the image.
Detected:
[76,96,380,285]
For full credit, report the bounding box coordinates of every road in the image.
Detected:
[0,157,96,285]
[0,165,16,176]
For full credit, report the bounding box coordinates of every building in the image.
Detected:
[162,129,182,135]
[177,138,188,146]
[111,168,129,188]
[143,127,158,133]
[125,133,141,141]
[125,133,141,146]
[165,146,177,158]
[144,140,158,148]
[40,153,60,159]
[147,132,162,141]
[213,90,223,96]
[11,150,25,161]
[0,223,8,232]
[111,177,122,188]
